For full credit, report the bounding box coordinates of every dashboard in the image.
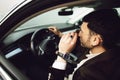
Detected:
[2,23,76,59]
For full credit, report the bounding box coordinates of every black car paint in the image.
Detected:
[0,0,120,80]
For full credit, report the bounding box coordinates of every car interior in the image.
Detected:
[0,0,120,80]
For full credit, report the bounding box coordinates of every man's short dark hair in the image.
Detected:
[82,9,120,49]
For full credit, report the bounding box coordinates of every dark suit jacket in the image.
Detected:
[49,46,120,80]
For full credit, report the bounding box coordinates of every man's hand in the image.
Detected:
[58,32,78,54]
[48,26,63,37]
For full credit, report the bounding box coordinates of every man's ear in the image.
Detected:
[91,35,102,46]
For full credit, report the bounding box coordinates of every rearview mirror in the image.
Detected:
[58,8,73,16]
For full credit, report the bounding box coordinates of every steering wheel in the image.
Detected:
[31,28,60,56]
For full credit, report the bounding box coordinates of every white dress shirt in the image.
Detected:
[52,51,101,80]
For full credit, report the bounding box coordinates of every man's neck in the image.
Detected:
[90,46,106,54]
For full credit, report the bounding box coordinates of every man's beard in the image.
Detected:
[80,38,91,48]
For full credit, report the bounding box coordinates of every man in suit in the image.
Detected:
[48,9,120,80]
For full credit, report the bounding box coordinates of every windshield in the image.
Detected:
[15,7,94,31]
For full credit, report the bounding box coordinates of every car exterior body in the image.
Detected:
[0,0,120,80]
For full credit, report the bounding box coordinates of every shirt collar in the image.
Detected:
[86,51,102,58]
